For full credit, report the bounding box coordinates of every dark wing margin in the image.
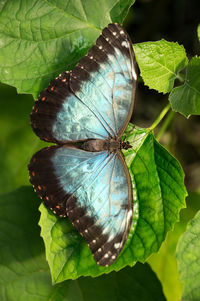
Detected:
[28,146,133,266]
[31,72,72,143]
[28,145,73,216]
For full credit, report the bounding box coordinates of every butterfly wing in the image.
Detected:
[28,146,132,266]
[31,23,137,143]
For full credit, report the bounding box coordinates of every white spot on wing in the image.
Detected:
[127,209,133,221]
[111,255,116,259]
[120,30,124,34]
[104,253,109,258]
[114,242,120,249]
[113,31,117,36]
[132,67,137,80]
[121,41,128,48]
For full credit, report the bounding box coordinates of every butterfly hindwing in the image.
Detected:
[28,146,132,266]
[31,23,137,143]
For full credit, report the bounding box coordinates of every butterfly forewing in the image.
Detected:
[31,23,137,143]
[31,72,108,142]
[29,146,132,266]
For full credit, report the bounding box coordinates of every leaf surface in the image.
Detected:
[176,209,200,301]
[148,192,200,301]
[78,263,166,301]
[197,24,200,41]
[0,84,45,195]
[0,187,71,301]
[134,40,188,93]
[169,57,200,117]
[0,0,135,98]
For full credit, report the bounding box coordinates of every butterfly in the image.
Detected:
[28,23,137,266]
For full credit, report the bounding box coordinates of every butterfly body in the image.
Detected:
[29,23,137,266]
[80,138,132,152]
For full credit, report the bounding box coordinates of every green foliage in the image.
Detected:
[39,126,186,283]
[133,40,188,94]
[0,0,134,98]
[0,84,45,194]
[134,38,200,118]
[197,24,200,41]
[0,187,165,301]
[176,210,200,300]
[169,57,200,117]
[78,262,166,301]
[148,192,200,301]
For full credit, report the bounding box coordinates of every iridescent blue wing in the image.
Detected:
[31,23,137,143]
[29,146,132,266]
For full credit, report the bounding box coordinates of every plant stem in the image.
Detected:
[156,110,175,141]
[149,103,171,131]
[176,72,185,83]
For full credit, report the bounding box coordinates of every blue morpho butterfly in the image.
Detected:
[28,23,137,266]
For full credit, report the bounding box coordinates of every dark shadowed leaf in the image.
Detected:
[0,83,46,195]
[78,263,166,301]
[169,57,200,117]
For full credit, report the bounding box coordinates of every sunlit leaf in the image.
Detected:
[0,0,135,98]
[134,40,188,93]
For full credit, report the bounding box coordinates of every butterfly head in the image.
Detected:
[121,140,132,150]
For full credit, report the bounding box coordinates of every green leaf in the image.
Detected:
[176,210,200,300]
[169,56,200,117]
[110,0,135,23]
[0,186,166,301]
[148,192,200,301]
[197,24,200,41]
[0,186,66,301]
[0,83,46,195]
[78,263,166,301]
[39,126,187,283]
[134,40,188,93]
[0,0,134,98]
